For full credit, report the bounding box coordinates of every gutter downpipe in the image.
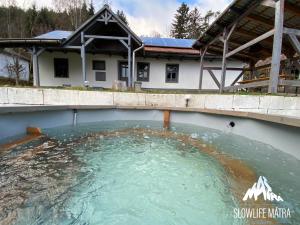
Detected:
[132,44,145,84]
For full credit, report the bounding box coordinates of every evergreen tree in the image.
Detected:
[117,10,128,25]
[25,4,38,37]
[170,3,189,39]
[187,7,203,39]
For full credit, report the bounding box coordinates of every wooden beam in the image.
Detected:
[269,0,284,94]
[234,29,274,45]
[287,34,300,55]
[261,0,275,8]
[220,28,229,93]
[207,69,221,88]
[226,29,275,58]
[128,34,132,88]
[84,35,129,40]
[32,47,40,87]
[231,71,244,86]
[81,32,87,86]
[208,45,259,61]
[283,27,300,37]
[199,47,208,90]
[203,67,243,71]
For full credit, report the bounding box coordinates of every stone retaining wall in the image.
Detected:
[0,87,300,118]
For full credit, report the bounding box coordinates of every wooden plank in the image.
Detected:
[207,69,221,88]
[246,14,274,27]
[224,80,270,91]
[280,79,300,87]
[268,0,284,94]
[226,29,275,58]
[287,34,300,55]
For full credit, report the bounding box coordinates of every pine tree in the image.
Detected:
[25,4,38,37]
[170,3,190,39]
[117,10,128,25]
[187,7,203,39]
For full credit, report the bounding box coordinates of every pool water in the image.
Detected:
[0,121,299,225]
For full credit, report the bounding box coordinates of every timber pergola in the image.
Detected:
[61,4,142,88]
[193,0,300,94]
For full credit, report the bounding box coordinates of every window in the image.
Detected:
[54,58,69,78]
[93,60,106,81]
[137,62,150,82]
[119,61,128,79]
[93,60,106,70]
[166,64,179,83]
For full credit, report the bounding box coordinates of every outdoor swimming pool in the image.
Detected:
[0,121,299,225]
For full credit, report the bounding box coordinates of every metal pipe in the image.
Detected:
[132,44,145,84]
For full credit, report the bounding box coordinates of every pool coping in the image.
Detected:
[1,105,300,128]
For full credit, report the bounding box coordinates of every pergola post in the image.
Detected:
[128,34,132,88]
[81,32,87,86]
[220,28,229,93]
[199,47,207,90]
[268,0,285,94]
[32,47,40,87]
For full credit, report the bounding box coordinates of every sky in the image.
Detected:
[12,0,231,37]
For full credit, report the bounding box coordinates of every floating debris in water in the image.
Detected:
[190,133,198,139]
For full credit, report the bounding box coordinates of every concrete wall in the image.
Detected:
[0,53,30,81]
[1,87,300,118]
[38,51,243,90]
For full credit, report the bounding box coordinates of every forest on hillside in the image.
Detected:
[0,1,219,39]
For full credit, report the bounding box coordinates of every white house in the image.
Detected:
[0,50,30,81]
[0,5,245,90]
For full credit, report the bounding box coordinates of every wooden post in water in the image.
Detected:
[163,110,171,129]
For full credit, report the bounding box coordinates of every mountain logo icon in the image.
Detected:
[243,176,283,202]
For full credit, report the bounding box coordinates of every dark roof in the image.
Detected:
[193,0,300,61]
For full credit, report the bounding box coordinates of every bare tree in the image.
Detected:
[53,0,87,29]
[6,50,26,86]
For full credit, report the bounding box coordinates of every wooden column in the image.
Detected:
[199,47,207,90]
[32,47,40,87]
[220,28,229,93]
[268,0,285,94]
[128,34,132,88]
[163,110,171,129]
[81,32,87,86]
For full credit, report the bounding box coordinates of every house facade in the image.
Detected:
[0,5,245,90]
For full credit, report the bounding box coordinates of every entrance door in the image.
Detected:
[118,61,128,85]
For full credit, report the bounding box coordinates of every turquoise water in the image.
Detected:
[0,121,299,225]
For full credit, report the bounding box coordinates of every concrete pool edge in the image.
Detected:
[1,105,300,128]
[1,107,300,160]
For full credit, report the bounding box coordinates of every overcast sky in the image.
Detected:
[13,0,231,37]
